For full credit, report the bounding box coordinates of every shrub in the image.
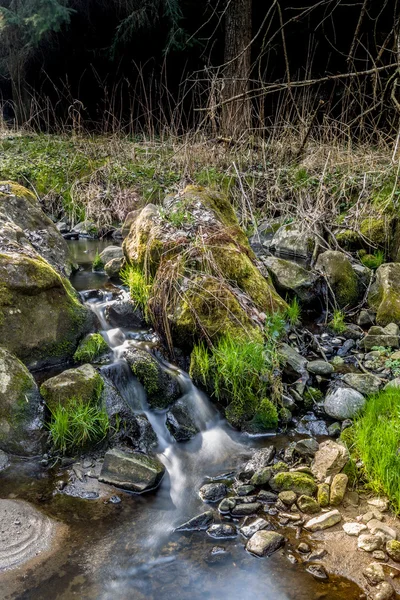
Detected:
[48,397,109,454]
[74,333,109,363]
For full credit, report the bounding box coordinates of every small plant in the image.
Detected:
[385,358,400,377]
[189,342,210,386]
[253,398,278,429]
[360,250,385,270]
[329,309,346,334]
[120,264,152,315]
[159,201,193,228]
[92,250,104,271]
[49,398,109,454]
[285,297,301,326]
[74,333,109,363]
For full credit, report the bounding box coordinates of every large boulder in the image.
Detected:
[0,347,43,456]
[315,250,359,307]
[99,448,165,492]
[362,324,400,350]
[123,186,286,348]
[40,364,104,411]
[270,224,315,261]
[342,373,383,396]
[311,440,349,481]
[324,386,365,420]
[263,256,320,302]
[368,263,400,326]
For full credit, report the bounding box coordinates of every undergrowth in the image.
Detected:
[48,397,109,454]
[329,309,346,334]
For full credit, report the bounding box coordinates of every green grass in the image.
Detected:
[73,333,109,363]
[120,264,152,315]
[285,297,301,326]
[352,388,400,512]
[329,309,346,333]
[360,250,385,270]
[48,397,109,454]
[92,250,104,271]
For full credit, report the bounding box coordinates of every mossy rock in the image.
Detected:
[335,229,362,251]
[74,333,109,363]
[315,250,360,307]
[124,348,180,409]
[263,256,319,303]
[368,263,400,326]
[270,471,317,496]
[360,216,390,248]
[317,483,330,508]
[0,346,44,456]
[40,364,104,412]
[0,253,93,369]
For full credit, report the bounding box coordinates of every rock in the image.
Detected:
[372,582,394,600]
[368,264,400,326]
[304,510,342,531]
[204,546,231,565]
[298,542,311,553]
[257,490,278,503]
[104,257,125,278]
[337,339,356,357]
[270,224,315,261]
[244,446,275,473]
[317,483,330,508]
[294,438,319,457]
[99,246,123,265]
[324,387,365,420]
[175,511,214,531]
[384,378,400,390]
[0,347,43,456]
[199,483,227,503]
[270,472,317,496]
[386,539,400,561]
[342,373,383,395]
[343,522,368,536]
[40,364,104,411]
[279,491,297,505]
[368,498,389,512]
[72,220,97,236]
[363,324,400,350]
[327,422,342,437]
[311,440,349,481]
[330,473,348,506]
[98,448,165,493]
[236,484,255,496]
[367,520,397,541]
[363,562,386,585]
[56,221,69,233]
[250,467,273,486]
[297,495,320,514]
[166,400,200,442]
[372,551,387,561]
[306,564,329,581]
[218,498,236,514]
[315,250,360,307]
[0,499,61,571]
[296,415,329,437]
[124,348,180,409]
[263,256,319,302]
[280,343,307,375]
[231,503,261,516]
[362,511,384,524]
[246,530,285,557]
[104,298,144,328]
[358,309,376,327]
[207,524,237,539]
[240,518,268,538]
[0,449,9,471]
[307,360,334,376]
[358,534,384,552]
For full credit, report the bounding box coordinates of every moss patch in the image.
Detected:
[40,364,104,412]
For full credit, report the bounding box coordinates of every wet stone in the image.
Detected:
[205,546,231,565]
[297,495,320,514]
[240,518,269,538]
[244,446,275,474]
[231,502,261,516]
[207,524,237,539]
[298,542,311,554]
[175,511,214,532]
[257,490,278,503]
[246,530,285,558]
[306,564,329,581]
[236,485,255,497]
[278,491,297,506]
[99,448,165,493]
[304,509,341,532]
[307,360,334,376]
[250,467,272,486]
[294,438,319,458]
[218,498,236,514]
[199,483,227,503]
[0,450,9,472]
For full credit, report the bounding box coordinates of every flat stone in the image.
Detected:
[311,440,349,481]
[279,491,297,506]
[175,511,214,531]
[304,510,342,532]
[307,360,334,376]
[295,438,319,457]
[231,503,261,516]
[368,498,389,512]
[206,524,237,539]
[343,522,368,536]
[257,490,278,503]
[244,446,275,473]
[358,534,384,552]
[324,387,366,420]
[342,373,383,396]
[99,449,165,493]
[240,518,269,538]
[362,510,383,523]
[246,530,285,557]
[280,343,308,375]
[367,520,397,541]
[199,483,227,503]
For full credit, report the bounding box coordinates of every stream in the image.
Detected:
[1,239,364,600]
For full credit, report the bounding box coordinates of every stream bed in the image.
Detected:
[1,240,364,600]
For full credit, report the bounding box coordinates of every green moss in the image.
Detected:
[317,483,330,508]
[0,181,37,203]
[360,216,389,247]
[335,229,362,250]
[130,352,160,396]
[252,398,279,430]
[74,333,109,363]
[303,386,323,408]
[40,366,104,412]
[270,472,317,496]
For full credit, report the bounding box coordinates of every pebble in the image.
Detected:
[368,498,389,512]
[358,534,384,552]
[306,564,328,580]
[240,518,269,538]
[207,524,237,539]
[343,522,368,537]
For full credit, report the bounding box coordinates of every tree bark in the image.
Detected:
[221,0,252,137]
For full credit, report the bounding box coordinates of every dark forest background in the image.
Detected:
[0,0,399,140]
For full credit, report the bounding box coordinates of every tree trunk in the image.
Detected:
[221,0,252,137]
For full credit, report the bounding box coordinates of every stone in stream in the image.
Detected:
[306,564,329,581]
[175,511,214,532]
[342,373,383,396]
[104,298,144,328]
[244,446,275,474]
[240,518,269,538]
[257,490,278,503]
[231,503,261,517]
[262,256,320,303]
[199,483,227,503]
[329,473,348,506]
[250,467,273,486]
[0,347,44,456]
[386,540,400,562]
[297,495,320,514]
[40,364,104,411]
[279,343,308,375]
[0,450,9,471]
[324,387,365,420]
[304,510,342,532]
[0,499,63,572]
[315,250,360,308]
[343,522,368,537]
[166,400,200,442]
[294,438,319,458]
[99,448,165,493]
[307,360,334,377]
[278,491,297,506]
[99,245,123,265]
[246,530,285,558]
[270,472,317,497]
[218,498,236,514]
[207,524,237,539]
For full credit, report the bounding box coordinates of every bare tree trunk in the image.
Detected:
[221,0,252,137]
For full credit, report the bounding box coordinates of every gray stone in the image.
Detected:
[175,511,214,531]
[231,503,261,516]
[306,564,329,581]
[367,520,397,541]
[104,257,125,278]
[99,245,123,265]
[99,448,165,493]
[246,530,285,557]
[342,373,383,395]
[358,534,385,552]
[304,510,342,531]
[315,250,360,308]
[218,498,236,514]
[244,446,275,473]
[280,343,307,375]
[263,256,319,302]
[324,387,365,420]
[278,491,297,505]
[343,522,367,536]
[166,400,200,442]
[307,361,334,376]
[0,449,9,471]
[207,524,237,539]
[337,339,355,357]
[104,298,144,328]
[363,562,386,585]
[311,440,349,481]
[372,582,394,600]
[358,309,376,327]
[199,483,227,503]
[240,518,269,538]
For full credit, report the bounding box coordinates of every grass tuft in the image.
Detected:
[285,297,301,326]
[329,309,346,334]
[92,250,104,271]
[120,264,152,315]
[360,250,385,270]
